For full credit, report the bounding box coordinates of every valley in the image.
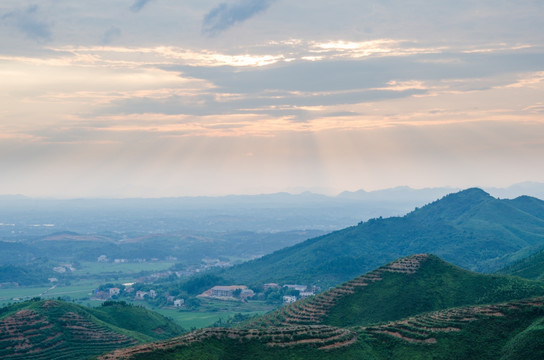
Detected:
[2,187,544,359]
[4,0,543,357]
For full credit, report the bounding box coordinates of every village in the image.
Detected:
[87,253,322,309]
[91,281,320,309]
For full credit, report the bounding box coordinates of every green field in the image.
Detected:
[154,309,227,329]
[0,259,277,331]
[78,261,175,275]
[0,280,102,306]
[0,285,52,303]
[154,309,272,330]
[147,299,276,329]
[0,261,175,306]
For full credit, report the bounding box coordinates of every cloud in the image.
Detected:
[130,0,154,13]
[102,26,122,44]
[1,5,52,42]
[202,0,276,36]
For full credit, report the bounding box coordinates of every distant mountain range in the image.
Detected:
[218,188,544,286]
[3,181,544,201]
[99,255,544,360]
[2,182,542,235]
[0,186,458,235]
[485,181,544,200]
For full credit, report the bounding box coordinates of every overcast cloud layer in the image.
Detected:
[0,0,543,197]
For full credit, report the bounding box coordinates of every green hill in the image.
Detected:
[247,254,544,328]
[98,255,544,360]
[499,248,544,280]
[98,297,544,360]
[0,299,185,360]
[218,188,544,286]
[87,301,184,341]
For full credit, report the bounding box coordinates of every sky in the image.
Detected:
[0,0,543,198]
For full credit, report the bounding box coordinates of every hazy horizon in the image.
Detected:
[2,182,544,201]
[1,1,543,198]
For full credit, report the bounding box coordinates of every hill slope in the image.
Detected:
[247,254,544,328]
[0,300,185,360]
[99,255,544,360]
[219,188,544,286]
[99,297,544,360]
[499,248,544,280]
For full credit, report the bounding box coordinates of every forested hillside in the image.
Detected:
[219,188,544,286]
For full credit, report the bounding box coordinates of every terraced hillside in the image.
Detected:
[98,325,357,359]
[246,254,544,328]
[98,296,544,360]
[0,300,184,360]
[361,297,543,344]
[358,296,544,359]
[98,255,544,360]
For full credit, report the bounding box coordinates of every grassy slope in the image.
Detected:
[218,188,544,286]
[88,302,185,340]
[0,300,185,360]
[99,297,544,360]
[325,255,544,327]
[245,255,544,329]
[501,317,544,360]
[499,249,544,280]
[97,255,544,360]
[495,197,544,281]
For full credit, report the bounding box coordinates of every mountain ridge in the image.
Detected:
[218,188,544,286]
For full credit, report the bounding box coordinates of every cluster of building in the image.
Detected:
[91,285,186,308]
[197,283,319,304]
[91,286,123,300]
[263,283,319,304]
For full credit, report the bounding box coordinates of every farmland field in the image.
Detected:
[78,261,175,275]
[150,299,276,329]
[0,280,103,306]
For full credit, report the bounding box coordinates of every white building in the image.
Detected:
[210,285,247,298]
[283,295,297,304]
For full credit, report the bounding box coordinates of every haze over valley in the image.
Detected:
[1,0,544,359]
